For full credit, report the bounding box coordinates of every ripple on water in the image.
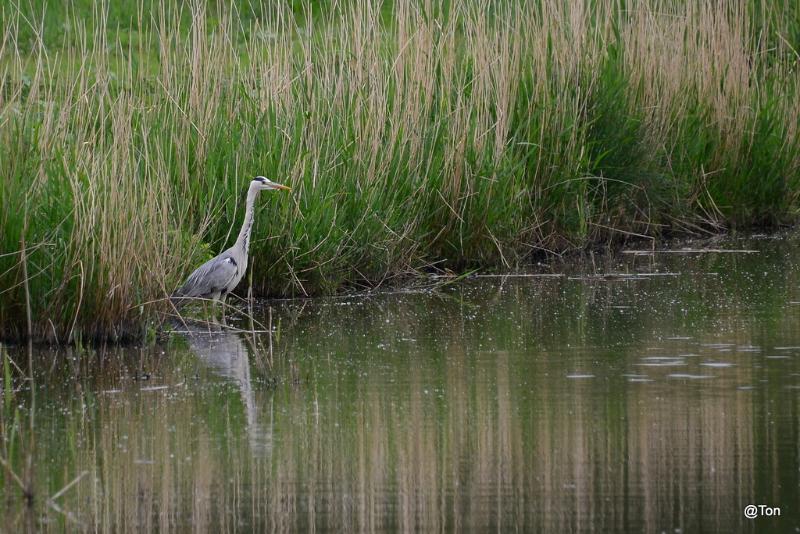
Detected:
[667,373,715,380]
[700,362,734,368]
[636,357,686,367]
[566,374,595,379]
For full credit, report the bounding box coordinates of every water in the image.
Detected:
[3,235,800,532]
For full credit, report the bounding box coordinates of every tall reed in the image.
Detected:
[1,0,799,341]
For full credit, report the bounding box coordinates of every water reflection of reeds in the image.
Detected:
[34,347,776,532]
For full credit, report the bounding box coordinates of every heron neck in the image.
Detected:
[235,186,259,257]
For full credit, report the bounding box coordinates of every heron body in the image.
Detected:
[171,176,290,314]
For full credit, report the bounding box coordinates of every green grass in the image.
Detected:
[2,0,800,342]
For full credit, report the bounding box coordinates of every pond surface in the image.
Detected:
[3,235,800,532]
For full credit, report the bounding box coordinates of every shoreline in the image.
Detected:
[1,229,792,345]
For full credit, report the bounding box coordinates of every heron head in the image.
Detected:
[253,176,291,192]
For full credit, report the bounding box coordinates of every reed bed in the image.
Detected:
[1,0,799,342]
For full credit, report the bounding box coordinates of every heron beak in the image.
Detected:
[273,183,292,192]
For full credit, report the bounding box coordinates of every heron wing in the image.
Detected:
[173,254,239,299]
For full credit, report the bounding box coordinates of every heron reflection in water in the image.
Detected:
[184,326,272,454]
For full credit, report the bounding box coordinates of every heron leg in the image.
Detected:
[212,300,220,325]
[220,294,228,326]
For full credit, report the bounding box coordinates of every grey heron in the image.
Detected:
[171,176,291,320]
